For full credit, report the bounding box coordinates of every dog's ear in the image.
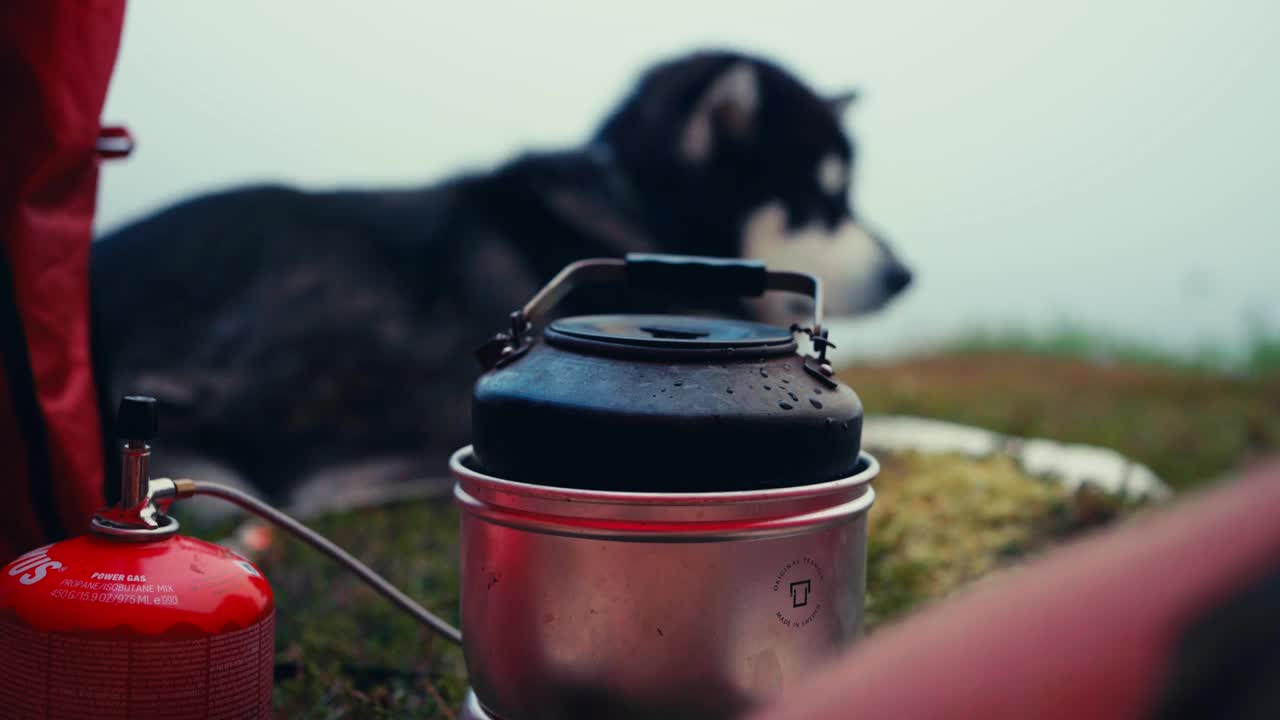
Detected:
[828,89,859,117]
[680,62,759,164]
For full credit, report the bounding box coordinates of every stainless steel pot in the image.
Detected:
[451,446,877,720]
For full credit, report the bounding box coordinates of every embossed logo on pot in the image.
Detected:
[772,556,824,628]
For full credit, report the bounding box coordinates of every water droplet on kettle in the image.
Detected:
[788,391,799,402]
[824,417,833,427]
[841,422,849,431]
[725,387,734,394]
[763,384,771,390]
[779,402,793,410]
[760,369,769,378]
[782,377,791,384]
[810,398,823,409]
[813,388,823,395]
[674,381,683,386]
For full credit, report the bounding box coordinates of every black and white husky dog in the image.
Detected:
[92,49,911,511]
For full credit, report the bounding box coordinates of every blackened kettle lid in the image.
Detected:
[546,314,797,359]
[471,314,863,493]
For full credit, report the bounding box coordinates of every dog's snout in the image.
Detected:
[883,262,913,294]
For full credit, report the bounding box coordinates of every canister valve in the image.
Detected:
[89,395,181,539]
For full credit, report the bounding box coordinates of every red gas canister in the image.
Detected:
[0,536,273,719]
[0,397,275,719]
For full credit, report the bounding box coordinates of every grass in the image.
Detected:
[844,352,1280,490]
[940,319,1280,377]
[259,501,466,718]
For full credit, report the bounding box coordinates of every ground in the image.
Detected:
[850,351,1280,490]
[183,351,1279,718]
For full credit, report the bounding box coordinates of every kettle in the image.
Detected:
[453,254,878,719]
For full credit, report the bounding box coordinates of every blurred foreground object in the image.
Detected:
[753,457,1280,720]
[0,1,127,560]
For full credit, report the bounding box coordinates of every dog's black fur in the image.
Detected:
[92,50,909,506]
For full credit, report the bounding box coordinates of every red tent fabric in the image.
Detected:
[0,1,127,562]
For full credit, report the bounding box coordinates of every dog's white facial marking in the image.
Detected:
[681,63,759,164]
[817,153,847,196]
[741,201,894,321]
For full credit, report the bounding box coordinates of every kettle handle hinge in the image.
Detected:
[791,324,836,363]
[795,325,840,389]
[802,353,840,389]
[475,311,535,371]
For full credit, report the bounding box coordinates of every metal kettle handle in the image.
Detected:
[477,254,828,369]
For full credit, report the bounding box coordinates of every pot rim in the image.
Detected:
[450,445,877,506]
[451,446,877,541]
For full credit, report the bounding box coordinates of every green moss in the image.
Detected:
[245,499,466,718]
[864,451,1113,627]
